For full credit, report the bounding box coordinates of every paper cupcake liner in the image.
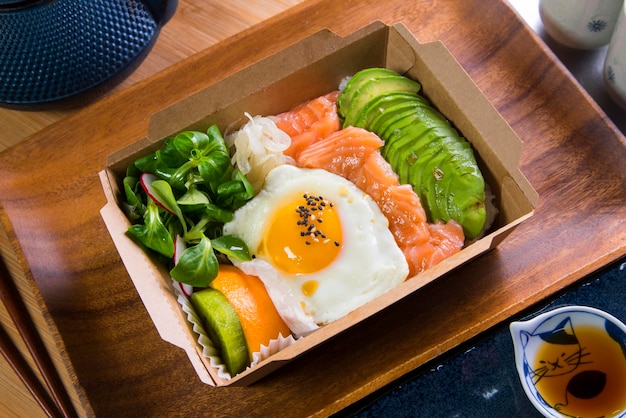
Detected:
[172,279,297,380]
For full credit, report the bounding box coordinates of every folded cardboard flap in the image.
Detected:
[100,22,537,386]
[98,170,217,385]
[145,22,394,145]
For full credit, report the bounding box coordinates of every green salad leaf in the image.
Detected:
[128,199,175,258]
[170,236,219,287]
[123,125,254,287]
[211,235,252,262]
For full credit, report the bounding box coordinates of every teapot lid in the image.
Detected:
[0,0,173,109]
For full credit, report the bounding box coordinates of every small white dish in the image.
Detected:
[539,0,623,49]
[604,2,626,110]
[510,305,626,418]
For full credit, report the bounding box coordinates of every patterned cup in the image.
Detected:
[539,0,623,49]
[605,2,626,109]
[510,306,626,418]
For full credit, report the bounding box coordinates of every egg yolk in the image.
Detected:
[260,193,342,275]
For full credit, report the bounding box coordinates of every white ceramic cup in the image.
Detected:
[510,305,626,418]
[604,2,626,109]
[539,0,624,49]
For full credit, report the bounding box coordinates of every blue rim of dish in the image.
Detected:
[0,0,176,110]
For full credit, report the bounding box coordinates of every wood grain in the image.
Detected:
[0,361,47,418]
[0,1,303,417]
[0,200,93,417]
[0,255,77,417]
[0,0,624,416]
[0,0,304,152]
[0,319,62,418]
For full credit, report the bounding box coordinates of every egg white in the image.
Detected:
[223,164,409,336]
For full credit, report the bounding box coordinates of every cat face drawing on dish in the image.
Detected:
[521,317,592,385]
[518,313,626,418]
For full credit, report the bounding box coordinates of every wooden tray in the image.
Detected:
[0,0,624,416]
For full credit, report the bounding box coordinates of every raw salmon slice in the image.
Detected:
[274,91,341,160]
[296,126,464,276]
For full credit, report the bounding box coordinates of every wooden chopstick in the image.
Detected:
[0,254,78,418]
[0,322,63,417]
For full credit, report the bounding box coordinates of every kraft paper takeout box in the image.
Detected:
[99,21,538,386]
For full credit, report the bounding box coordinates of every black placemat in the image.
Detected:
[346,259,626,417]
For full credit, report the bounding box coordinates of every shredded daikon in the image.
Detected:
[225,113,294,192]
[338,76,351,92]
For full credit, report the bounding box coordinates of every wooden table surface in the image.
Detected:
[1,0,625,416]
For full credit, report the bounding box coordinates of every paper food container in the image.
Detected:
[99,21,538,386]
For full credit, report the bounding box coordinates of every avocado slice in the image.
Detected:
[367,99,421,136]
[190,287,249,376]
[370,95,446,139]
[343,75,421,127]
[383,121,434,167]
[410,104,452,130]
[411,137,485,237]
[418,141,462,221]
[380,106,457,178]
[377,106,426,142]
[385,126,459,184]
[338,68,403,117]
[378,107,486,237]
[436,144,486,237]
[352,92,422,129]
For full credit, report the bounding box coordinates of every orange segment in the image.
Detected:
[211,265,291,358]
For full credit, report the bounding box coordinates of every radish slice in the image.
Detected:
[140,172,176,215]
[176,281,193,298]
[173,235,186,264]
[172,235,193,298]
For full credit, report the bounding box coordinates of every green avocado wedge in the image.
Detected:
[190,287,249,376]
[338,68,401,116]
[352,92,422,130]
[342,75,421,127]
[368,99,428,137]
[416,138,484,229]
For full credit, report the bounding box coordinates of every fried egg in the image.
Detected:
[223,165,409,337]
